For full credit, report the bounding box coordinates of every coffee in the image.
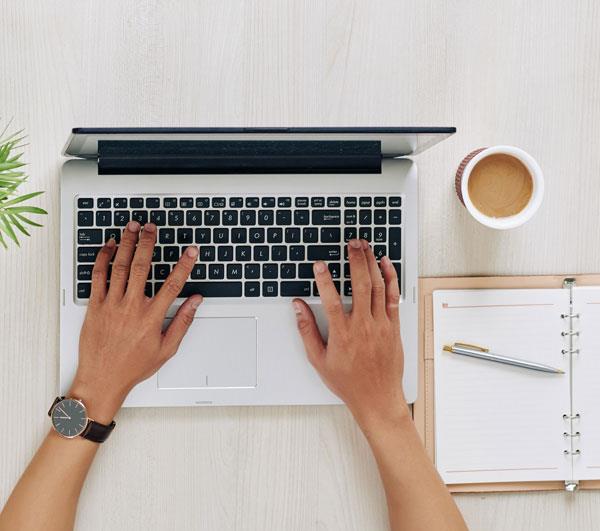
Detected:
[467,154,533,218]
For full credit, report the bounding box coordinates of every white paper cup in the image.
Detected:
[455,145,544,230]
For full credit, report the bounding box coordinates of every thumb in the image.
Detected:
[161,295,203,359]
[293,299,326,370]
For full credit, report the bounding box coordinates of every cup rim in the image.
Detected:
[460,145,544,230]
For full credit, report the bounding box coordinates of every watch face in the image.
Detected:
[51,399,88,438]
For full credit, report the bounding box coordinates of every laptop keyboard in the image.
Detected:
[75,195,402,301]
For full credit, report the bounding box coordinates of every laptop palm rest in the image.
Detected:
[157,317,258,389]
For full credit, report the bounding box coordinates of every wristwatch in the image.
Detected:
[48,396,116,443]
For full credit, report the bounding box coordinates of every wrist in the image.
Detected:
[352,401,413,442]
[67,378,127,424]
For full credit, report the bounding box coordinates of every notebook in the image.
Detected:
[425,276,600,492]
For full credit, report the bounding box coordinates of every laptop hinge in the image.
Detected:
[97,140,382,175]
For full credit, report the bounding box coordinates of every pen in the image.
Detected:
[442,342,565,374]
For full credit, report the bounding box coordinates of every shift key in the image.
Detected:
[308,245,341,261]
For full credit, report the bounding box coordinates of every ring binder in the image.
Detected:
[561,313,580,319]
[561,349,580,355]
[564,449,581,455]
[561,330,579,337]
[563,413,581,420]
[563,432,581,438]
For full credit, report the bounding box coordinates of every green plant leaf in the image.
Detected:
[6,205,48,215]
[15,213,43,227]
[0,213,20,246]
[7,212,30,236]
[0,191,44,207]
[0,230,6,249]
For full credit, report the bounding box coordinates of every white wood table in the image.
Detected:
[1,1,599,529]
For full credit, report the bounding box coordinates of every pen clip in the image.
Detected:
[453,342,490,352]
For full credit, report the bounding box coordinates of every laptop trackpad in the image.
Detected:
[157,317,257,389]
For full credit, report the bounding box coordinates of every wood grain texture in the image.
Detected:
[1,1,599,530]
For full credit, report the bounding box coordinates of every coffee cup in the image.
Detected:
[455,145,544,230]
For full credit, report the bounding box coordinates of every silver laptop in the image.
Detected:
[60,127,455,407]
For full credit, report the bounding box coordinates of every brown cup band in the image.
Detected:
[455,148,487,205]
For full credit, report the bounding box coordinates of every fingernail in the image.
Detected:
[293,301,303,315]
[191,296,203,309]
[381,255,391,266]
[106,238,116,248]
[144,223,156,233]
[314,261,326,274]
[127,221,141,232]
[361,239,369,250]
[349,239,361,249]
[186,246,199,258]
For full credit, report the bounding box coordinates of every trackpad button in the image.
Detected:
[158,317,257,389]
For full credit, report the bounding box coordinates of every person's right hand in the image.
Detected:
[293,239,409,432]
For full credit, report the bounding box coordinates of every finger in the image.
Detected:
[293,299,326,370]
[108,221,141,298]
[381,256,400,322]
[126,223,157,297]
[365,244,386,318]
[348,239,372,316]
[313,261,345,326]
[152,245,199,315]
[161,295,203,359]
[89,239,117,303]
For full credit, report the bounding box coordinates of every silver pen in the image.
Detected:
[443,342,565,374]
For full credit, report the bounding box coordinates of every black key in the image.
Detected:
[227,264,242,279]
[196,197,210,208]
[180,197,193,208]
[359,210,372,224]
[327,197,341,207]
[276,210,292,225]
[159,228,175,244]
[290,246,305,261]
[374,227,386,242]
[146,197,160,208]
[104,229,121,244]
[311,197,325,207]
[359,197,372,207]
[320,228,341,243]
[145,282,153,297]
[78,229,102,245]
[344,210,357,225]
[164,246,180,262]
[389,196,402,207]
[344,281,353,296]
[295,197,309,207]
[222,210,238,226]
[262,282,278,297]
[258,210,274,225]
[168,210,184,226]
[97,197,111,209]
[262,264,278,279]
[131,211,148,225]
[281,281,311,297]
[177,228,193,244]
[298,263,314,279]
[77,265,93,281]
[240,210,256,225]
[195,228,211,244]
[359,227,372,241]
[186,210,203,226]
[294,210,309,225]
[114,198,127,208]
[114,211,130,226]
[374,197,387,207]
[244,263,260,279]
[277,197,291,207]
[155,264,171,280]
[329,263,341,279]
[200,246,216,261]
[229,197,243,208]
[249,228,265,243]
[374,245,386,260]
[209,264,225,279]
[179,282,243,298]
[212,197,226,208]
[77,247,101,262]
[150,210,166,226]
[280,263,296,279]
[164,197,178,208]
[96,211,112,226]
[191,264,206,280]
[218,246,233,261]
[344,263,350,278]
[307,245,341,261]
[271,246,287,261]
[389,228,401,259]
[152,246,161,262]
[231,228,247,243]
[130,198,144,208]
[78,198,93,208]
[245,282,260,297]
[389,209,402,225]
[214,228,229,244]
[204,210,220,226]
[267,228,283,243]
[262,197,275,207]
[246,197,259,208]
[285,227,301,243]
[236,246,251,261]
[313,281,340,296]
[374,210,386,225]
[253,246,269,261]
[77,282,91,298]
[312,210,340,225]
[302,227,318,243]
[344,227,357,242]
[344,196,357,207]
[392,263,402,289]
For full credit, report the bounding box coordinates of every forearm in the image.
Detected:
[362,414,467,531]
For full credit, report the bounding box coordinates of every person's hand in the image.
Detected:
[69,221,203,423]
[293,239,409,432]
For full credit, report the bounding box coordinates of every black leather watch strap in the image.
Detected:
[81,419,116,443]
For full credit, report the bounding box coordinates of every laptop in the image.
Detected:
[60,127,455,407]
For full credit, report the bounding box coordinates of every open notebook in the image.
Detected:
[433,281,600,490]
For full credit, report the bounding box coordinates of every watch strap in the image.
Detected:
[81,419,116,443]
[48,396,65,417]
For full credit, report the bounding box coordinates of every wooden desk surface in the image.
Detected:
[1,1,599,529]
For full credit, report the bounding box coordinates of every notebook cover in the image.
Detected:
[415,274,600,493]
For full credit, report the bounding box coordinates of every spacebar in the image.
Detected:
[180,282,242,298]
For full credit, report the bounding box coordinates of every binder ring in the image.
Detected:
[563,432,581,438]
[563,413,580,420]
[561,313,580,319]
[564,449,581,455]
[562,349,580,355]
[561,331,580,337]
